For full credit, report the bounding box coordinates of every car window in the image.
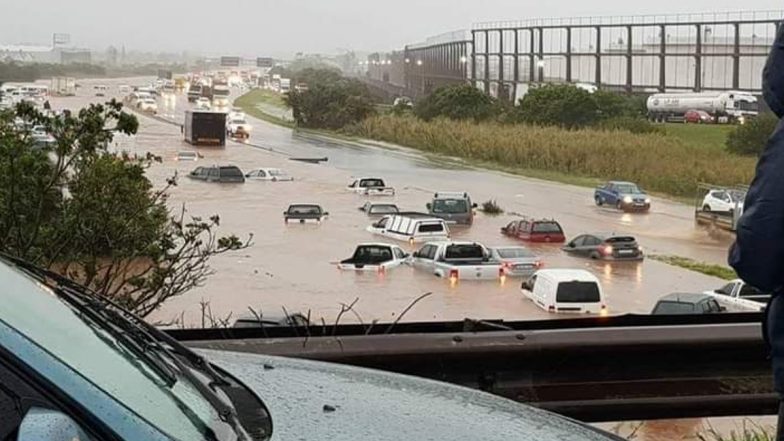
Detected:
[258,170,266,177]
[518,221,529,231]
[739,284,765,298]
[375,217,389,228]
[532,222,562,234]
[716,283,735,296]
[418,223,444,233]
[394,248,405,259]
[208,168,219,177]
[349,180,357,188]
[653,301,696,314]
[615,183,641,194]
[556,281,600,303]
[219,167,243,177]
[432,199,468,214]
[569,235,586,247]
[424,245,437,260]
[583,236,601,246]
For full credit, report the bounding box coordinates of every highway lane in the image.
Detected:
[48,79,735,327]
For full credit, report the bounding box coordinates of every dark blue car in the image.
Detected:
[594,181,651,212]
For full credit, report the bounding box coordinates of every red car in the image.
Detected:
[501,218,565,243]
[684,109,713,124]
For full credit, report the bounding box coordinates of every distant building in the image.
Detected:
[0,44,92,64]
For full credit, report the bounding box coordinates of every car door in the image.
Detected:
[207,167,219,182]
[370,216,390,234]
[516,221,530,239]
[190,167,203,180]
[604,184,618,204]
[580,235,602,256]
[392,247,408,267]
[564,235,586,254]
[412,245,437,272]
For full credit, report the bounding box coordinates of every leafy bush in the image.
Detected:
[414,83,499,122]
[346,114,756,197]
[516,84,598,129]
[481,200,504,215]
[285,77,376,129]
[597,116,662,134]
[726,113,780,156]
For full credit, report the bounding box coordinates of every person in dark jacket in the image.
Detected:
[729,24,784,439]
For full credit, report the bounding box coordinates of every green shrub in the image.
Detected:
[414,83,499,122]
[516,84,598,129]
[726,113,780,156]
[481,200,504,215]
[285,78,375,129]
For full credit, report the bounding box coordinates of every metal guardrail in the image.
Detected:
[170,313,776,422]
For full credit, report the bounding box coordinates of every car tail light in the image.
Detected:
[449,269,459,281]
[602,245,613,255]
[378,265,386,274]
[499,267,505,277]
[535,261,543,268]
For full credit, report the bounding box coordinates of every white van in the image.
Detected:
[366,213,450,244]
[521,269,606,314]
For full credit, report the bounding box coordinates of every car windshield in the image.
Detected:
[614,183,641,194]
[444,244,484,259]
[0,263,220,440]
[432,199,468,214]
[496,248,535,259]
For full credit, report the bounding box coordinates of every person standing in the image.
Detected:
[729,23,784,440]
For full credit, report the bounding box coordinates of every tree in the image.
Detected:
[414,83,499,122]
[0,100,250,317]
[726,113,780,156]
[284,75,376,129]
[516,84,598,129]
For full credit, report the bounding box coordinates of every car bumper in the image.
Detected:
[619,202,650,212]
[602,254,644,261]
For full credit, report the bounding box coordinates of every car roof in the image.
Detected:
[288,203,322,208]
[423,241,482,247]
[433,191,469,199]
[356,243,399,248]
[657,293,712,304]
[534,269,599,283]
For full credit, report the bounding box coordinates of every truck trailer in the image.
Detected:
[183,110,226,146]
[646,91,758,124]
[50,77,76,96]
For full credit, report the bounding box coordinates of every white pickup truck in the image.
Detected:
[347,177,396,196]
[410,241,504,282]
[703,279,769,312]
[337,243,409,272]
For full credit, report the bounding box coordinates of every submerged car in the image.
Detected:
[337,243,409,271]
[175,150,201,161]
[563,233,644,261]
[651,293,726,315]
[246,168,293,181]
[489,246,542,278]
[284,204,329,223]
[359,202,400,217]
[188,165,245,183]
[701,188,745,215]
[594,181,650,212]
[501,218,565,243]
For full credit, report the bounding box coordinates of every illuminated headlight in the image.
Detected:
[738,116,746,125]
[623,196,633,204]
[644,197,651,204]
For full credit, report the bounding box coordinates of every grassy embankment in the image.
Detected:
[234,89,295,128]
[345,114,755,198]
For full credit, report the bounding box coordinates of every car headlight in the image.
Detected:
[645,197,651,204]
[623,196,633,204]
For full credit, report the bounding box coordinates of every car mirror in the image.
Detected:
[426,203,432,210]
[282,211,287,215]
[472,203,478,208]
[567,242,575,248]
[189,171,197,176]
[323,212,329,216]
[18,407,91,441]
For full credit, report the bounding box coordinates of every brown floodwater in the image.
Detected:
[46,78,765,441]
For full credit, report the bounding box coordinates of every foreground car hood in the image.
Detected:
[201,349,619,441]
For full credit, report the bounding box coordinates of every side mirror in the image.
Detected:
[282,211,287,215]
[719,306,727,312]
[245,174,251,177]
[189,171,197,176]
[323,212,329,216]
[426,203,432,210]
[472,203,478,209]
[567,242,576,248]
[19,407,91,441]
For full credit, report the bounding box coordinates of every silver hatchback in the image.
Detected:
[490,246,542,277]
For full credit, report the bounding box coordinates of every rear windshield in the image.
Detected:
[219,167,243,177]
[178,152,197,158]
[606,236,636,243]
[532,222,562,233]
[444,245,485,260]
[653,301,695,314]
[432,199,468,214]
[361,179,385,187]
[352,246,393,262]
[417,223,444,233]
[289,205,321,214]
[556,281,601,303]
[496,248,535,259]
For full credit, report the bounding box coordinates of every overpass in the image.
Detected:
[365,10,783,101]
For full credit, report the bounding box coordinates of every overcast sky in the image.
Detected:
[2,0,782,56]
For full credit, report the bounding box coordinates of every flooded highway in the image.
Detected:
[48,78,737,328]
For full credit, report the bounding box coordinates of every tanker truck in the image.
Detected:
[646,91,758,124]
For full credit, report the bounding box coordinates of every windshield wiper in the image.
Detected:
[1,255,250,440]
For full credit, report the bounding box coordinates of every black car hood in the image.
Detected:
[200,349,620,441]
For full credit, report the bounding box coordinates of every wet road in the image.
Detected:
[49,78,735,327]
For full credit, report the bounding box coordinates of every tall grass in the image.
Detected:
[345,115,757,197]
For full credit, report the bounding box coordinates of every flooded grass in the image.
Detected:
[345,115,756,198]
[234,89,295,128]
[480,199,504,215]
[649,254,737,280]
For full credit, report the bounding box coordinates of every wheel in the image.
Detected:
[703,204,711,212]
[595,196,603,206]
[589,251,601,260]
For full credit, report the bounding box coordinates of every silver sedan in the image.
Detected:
[490,246,542,278]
